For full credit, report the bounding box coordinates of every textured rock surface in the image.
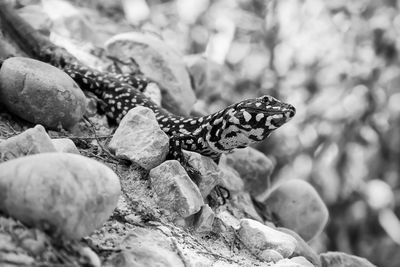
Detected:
[105,32,196,116]
[149,160,203,218]
[0,125,56,162]
[17,4,52,35]
[52,138,80,154]
[320,252,377,267]
[184,150,221,198]
[238,218,297,259]
[220,147,274,196]
[0,153,121,239]
[194,204,215,233]
[218,159,245,194]
[263,179,329,241]
[111,227,185,267]
[0,57,86,129]
[108,107,169,170]
[272,257,314,267]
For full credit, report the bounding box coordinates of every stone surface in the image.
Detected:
[149,160,204,218]
[194,204,215,233]
[277,227,321,267]
[214,210,241,233]
[105,32,196,116]
[320,252,377,267]
[218,160,245,194]
[258,249,283,262]
[0,57,86,129]
[231,192,263,222]
[290,256,315,267]
[184,150,221,198]
[108,107,169,170]
[111,227,185,267]
[238,218,297,258]
[52,138,80,154]
[220,147,274,196]
[17,4,52,35]
[262,179,329,242]
[272,257,314,267]
[0,125,56,162]
[0,153,121,239]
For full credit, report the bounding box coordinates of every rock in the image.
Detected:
[220,148,274,197]
[105,32,196,116]
[277,227,321,267]
[149,160,203,219]
[258,249,283,262]
[184,150,221,198]
[290,256,315,267]
[262,179,329,242]
[194,204,215,233]
[143,82,162,106]
[16,4,52,35]
[272,257,314,267]
[238,218,297,258]
[80,247,101,267]
[112,227,185,267]
[108,107,169,170]
[52,138,80,154]
[320,252,377,267]
[213,210,240,233]
[231,192,263,222]
[218,161,245,194]
[0,253,35,266]
[0,57,86,129]
[0,125,56,162]
[0,153,121,239]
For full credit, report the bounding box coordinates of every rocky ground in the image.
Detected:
[0,0,380,266]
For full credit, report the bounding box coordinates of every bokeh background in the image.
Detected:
[112,0,400,265]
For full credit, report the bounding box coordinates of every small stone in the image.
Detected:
[262,179,329,241]
[272,258,307,267]
[277,227,321,267]
[113,228,185,267]
[214,210,240,232]
[20,230,47,256]
[258,249,283,262]
[184,150,221,198]
[220,147,274,197]
[238,218,297,258]
[105,32,196,116]
[0,253,35,266]
[231,192,263,222]
[0,125,56,162]
[194,204,215,233]
[143,82,162,106]
[52,138,80,154]
[320,251,377,267]
[0,153,121,239]
[149,160,203,219]
[0,57,86,129]
[108,107,169,170]
[290,256,315,267]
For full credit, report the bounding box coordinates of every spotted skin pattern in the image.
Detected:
[0,4,296,163]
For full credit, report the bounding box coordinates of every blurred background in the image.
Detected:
[46,0,400,265]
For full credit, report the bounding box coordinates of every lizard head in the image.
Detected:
[205,95,296,152]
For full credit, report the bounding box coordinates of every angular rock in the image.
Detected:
[149,160,203,218]
[213,210,240,233]
[320,252,377,267]
[290,256,315,267]
[218,159,245,194]
[0,57,86,129]
[277,227,321,267]
[105,32,196,116]
[184,150,221,197]
[231,192,263,222]
[258,249,283,262]
[238,218,297,258]
[52,138,80,154]
[0,125,56,162]
[273,257,314,267]
[112,227,185,267]
[108,107,169,170]
[220,148,274,196]
[262,179,329,241]
[0,153,121,239]
[194,204,215,233]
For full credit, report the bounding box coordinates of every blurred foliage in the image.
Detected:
[118,0,400,265]
[51,0,400,265]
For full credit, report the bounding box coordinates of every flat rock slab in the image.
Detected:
[238,218,297,260]
[0,125,56,162]
[0,153,121,239]
[0,57,86,129]
[149,160,203,219]
[105,32,196,116]
[108,106,169,170]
